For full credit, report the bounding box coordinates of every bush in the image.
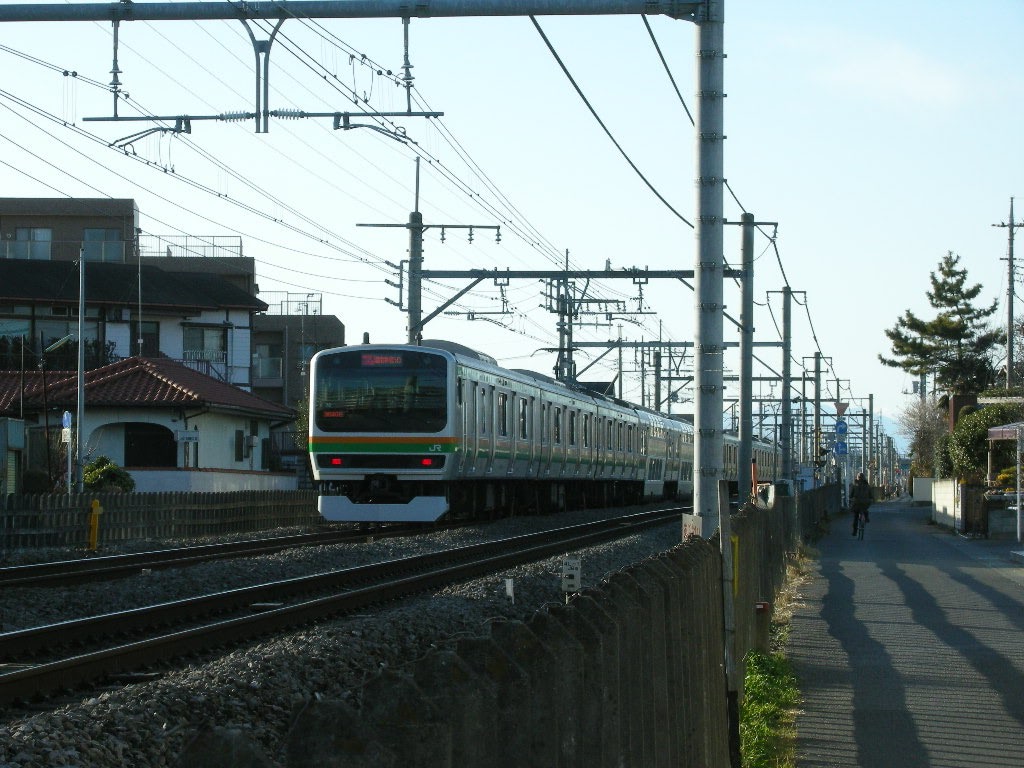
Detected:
[948,403,1024,482]
[83,456,135,492]
[22,469,52,493]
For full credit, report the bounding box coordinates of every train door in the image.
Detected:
[545,401,556,475]
[523,395,537,476]
[581,411,593,479]
[552,406,563,476]
[496,390,511,476]
[464,380,479,474]
[480,385,494,474]
[457,376,470,474]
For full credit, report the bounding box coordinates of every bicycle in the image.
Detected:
[852,506,868,539]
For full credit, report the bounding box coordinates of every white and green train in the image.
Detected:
[308,341,779,523]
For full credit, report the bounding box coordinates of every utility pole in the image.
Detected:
[995,197,1022,388]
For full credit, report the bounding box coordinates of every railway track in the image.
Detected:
[0,523,436,588]
[0,508,680,708]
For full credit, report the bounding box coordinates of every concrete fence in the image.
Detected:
[174,484,840,768]
[0,490,320,552]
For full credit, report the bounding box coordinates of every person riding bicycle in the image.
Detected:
[851,472,872,536]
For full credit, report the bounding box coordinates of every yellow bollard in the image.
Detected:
[88,499,103,551]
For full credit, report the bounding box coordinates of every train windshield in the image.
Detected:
[313,349,448,433]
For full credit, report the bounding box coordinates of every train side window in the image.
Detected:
[554,407,562,444]
[457,377,463,406]
[519,398,529,439]
[626,424,633,453]
[617,421,624,451]
[497,392,509,437]
[540,403,547,444]
[569,411,577,446]
[583,414,590,448]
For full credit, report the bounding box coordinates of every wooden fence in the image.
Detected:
[1,490,320,552]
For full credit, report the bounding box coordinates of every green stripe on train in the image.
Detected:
[310,442,458,454]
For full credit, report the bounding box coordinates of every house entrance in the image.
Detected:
[124,423,176,467]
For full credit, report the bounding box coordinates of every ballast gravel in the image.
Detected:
[0,507,685,767]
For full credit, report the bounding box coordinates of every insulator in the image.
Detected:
[274,109,304,120]
[219,112,249,122]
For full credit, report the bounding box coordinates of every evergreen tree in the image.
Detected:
[879,251,1000,395]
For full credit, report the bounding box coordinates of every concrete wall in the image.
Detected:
[128,468,297,492]
[932,478,959,529]
[911,476,933,504]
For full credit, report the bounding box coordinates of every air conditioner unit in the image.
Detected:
[246,435,260,448]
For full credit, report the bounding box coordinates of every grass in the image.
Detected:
[740,650,800,767]
[739,552,811,768]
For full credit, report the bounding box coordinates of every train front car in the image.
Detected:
[309,345,457,522]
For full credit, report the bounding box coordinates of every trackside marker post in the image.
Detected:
[88,499,102,550]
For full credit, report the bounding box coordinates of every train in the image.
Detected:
[307,341,781,523]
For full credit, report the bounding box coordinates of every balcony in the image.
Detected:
[253,356,284,387]
[181,349,228,381]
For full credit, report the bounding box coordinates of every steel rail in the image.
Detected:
[0,508,679,706]
[0,524,430,588]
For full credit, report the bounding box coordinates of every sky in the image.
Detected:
[1,0,1022,453]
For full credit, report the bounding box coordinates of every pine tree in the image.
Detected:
[879,251,1000,395]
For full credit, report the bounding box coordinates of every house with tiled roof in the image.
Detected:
[0,197,348,491]
[0,357,297,492]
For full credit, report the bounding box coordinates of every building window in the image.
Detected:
[135,320,160,356]
[83,228,124,262]
[10,228,52,260]
[183,326,227,363]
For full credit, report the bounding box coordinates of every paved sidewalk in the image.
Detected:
[789,501,1024,768]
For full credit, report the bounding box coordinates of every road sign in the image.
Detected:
[834,440,848,456]
[62,410,72,429]
[835,419,848,436]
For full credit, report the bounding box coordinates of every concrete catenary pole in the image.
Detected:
[868,393,875,485]
[781,286,793,480]
[407,162,424,345]
[693,0,726,532]
[737,212,754,503]
[813,352,821,488]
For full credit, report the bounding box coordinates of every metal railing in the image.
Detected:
[139,234,243,259]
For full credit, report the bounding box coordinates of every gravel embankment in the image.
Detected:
[0,508,684,768]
